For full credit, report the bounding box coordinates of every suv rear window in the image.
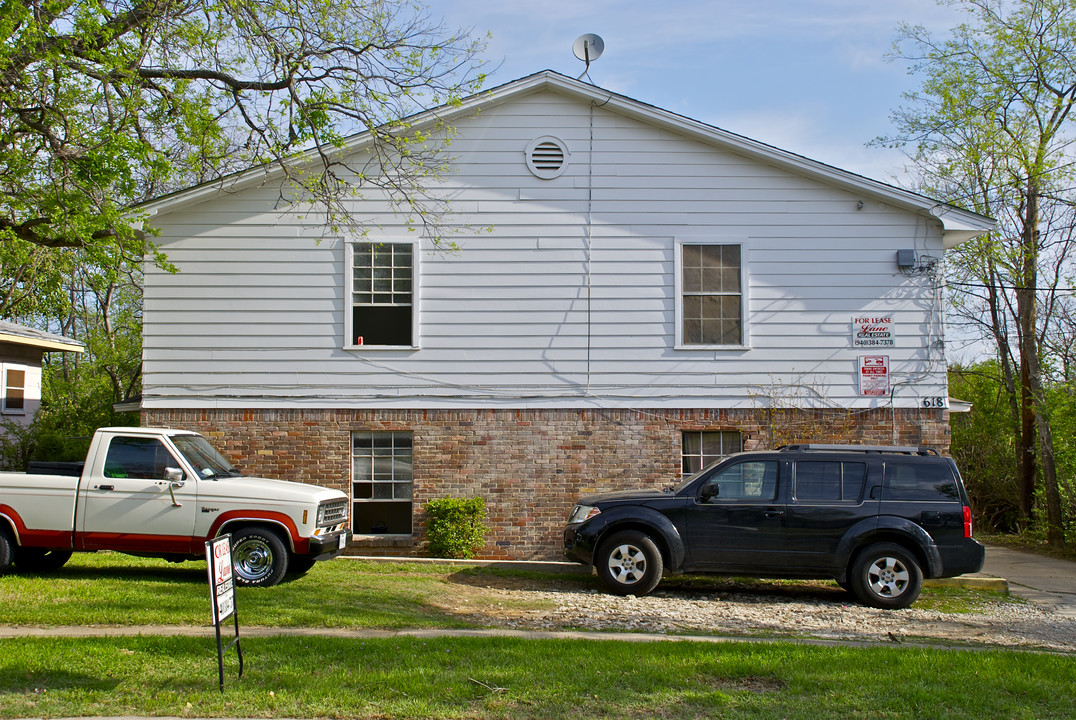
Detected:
[793,461,866,503]
[883,461,959,501]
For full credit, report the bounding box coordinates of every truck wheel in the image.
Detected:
[13,547,72,573]
[595,530,663,596]
[231,527,289,587]
[0,531,12,574]
[850,542,923,610]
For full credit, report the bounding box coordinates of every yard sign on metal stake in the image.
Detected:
[206,534,243,691]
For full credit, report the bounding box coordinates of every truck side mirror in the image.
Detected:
[165,467,185,483]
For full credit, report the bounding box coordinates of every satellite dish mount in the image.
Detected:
[573,34,605,80]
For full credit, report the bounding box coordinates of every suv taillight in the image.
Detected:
[963,505,973,538]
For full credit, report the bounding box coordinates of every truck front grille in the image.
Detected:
[317,500,348,527]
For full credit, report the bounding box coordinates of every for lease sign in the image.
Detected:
[852,315,894,348]
[206,536,235,622]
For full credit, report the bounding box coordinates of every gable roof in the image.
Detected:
[0,320,85,353]
[141,70,994,247]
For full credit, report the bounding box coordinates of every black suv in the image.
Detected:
[563,445,985,609]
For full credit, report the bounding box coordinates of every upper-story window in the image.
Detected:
[678,242,745,347]
[348,242,415,348]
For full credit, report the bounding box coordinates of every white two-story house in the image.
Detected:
[138,71,993,558]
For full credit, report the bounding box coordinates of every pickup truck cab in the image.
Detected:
[0,427,350,586]
[564,444,985,609]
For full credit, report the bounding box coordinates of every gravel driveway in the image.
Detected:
[453,576,1076,652]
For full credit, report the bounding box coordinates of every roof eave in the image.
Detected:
[0,332,85,353]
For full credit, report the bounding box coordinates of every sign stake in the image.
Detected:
[206,534,243,691]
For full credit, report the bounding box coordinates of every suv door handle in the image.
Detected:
[764,509,785,518]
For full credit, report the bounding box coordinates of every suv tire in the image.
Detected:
[851,542,923,609]
[595,530,663,596]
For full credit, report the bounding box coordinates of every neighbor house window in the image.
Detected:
[2,367,25,414]
[679,243,743,346]
[349,242,414,347]
[351,432,413,535]
[682,430,742,474]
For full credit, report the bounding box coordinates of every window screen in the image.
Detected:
[682,430,742,474]
[682,244,742,345]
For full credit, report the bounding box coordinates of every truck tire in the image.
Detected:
[850,542,923,610]
[231,527,289,587]
[0,530,12,574]
[595,530,664,596]
[13,547,72,573]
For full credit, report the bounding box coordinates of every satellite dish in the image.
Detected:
[573,34,605,64]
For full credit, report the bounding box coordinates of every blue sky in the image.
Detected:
[435,0,970,184]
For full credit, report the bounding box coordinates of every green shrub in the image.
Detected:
[423,497,489,559]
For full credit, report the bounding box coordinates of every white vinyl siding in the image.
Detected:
[141,88,953,410]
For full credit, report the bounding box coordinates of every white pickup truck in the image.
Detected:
[0,427,350,586]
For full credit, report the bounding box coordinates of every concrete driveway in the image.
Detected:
[979,543,1076,618]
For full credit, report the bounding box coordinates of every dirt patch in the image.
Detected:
[441,573,1076,652]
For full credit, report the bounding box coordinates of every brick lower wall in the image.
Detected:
[143,406,951,560]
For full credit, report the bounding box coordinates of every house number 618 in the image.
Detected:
[922,397,947,409]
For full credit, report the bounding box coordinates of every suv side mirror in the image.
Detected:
[700,483,720,500]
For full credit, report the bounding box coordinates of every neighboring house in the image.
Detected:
[0,320,85,428]
[138,71,994,559]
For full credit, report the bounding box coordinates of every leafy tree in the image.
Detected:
[1,0,486,316]
[881,0,1076,544]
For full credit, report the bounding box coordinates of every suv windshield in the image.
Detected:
[171,435,242,479]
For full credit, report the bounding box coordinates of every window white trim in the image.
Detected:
[674,238,750,350]
[344,239,420,350]
[1,363,29,415]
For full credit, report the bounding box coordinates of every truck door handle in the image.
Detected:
[97,484,114,491]
[167,481,184,507]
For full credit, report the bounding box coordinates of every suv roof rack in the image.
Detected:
[777,444,939,456]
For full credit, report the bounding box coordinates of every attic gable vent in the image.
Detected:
[525,136,570,179]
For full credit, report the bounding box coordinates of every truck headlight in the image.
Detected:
[568,505,600,524]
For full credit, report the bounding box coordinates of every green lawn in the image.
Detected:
[1,552,1073,719]
[2,635,1073,719]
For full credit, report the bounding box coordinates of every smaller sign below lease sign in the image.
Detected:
[858,355,890,397]
[852,315,894,348]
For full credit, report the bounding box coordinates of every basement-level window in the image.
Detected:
[348,242,414,347]
[682,430,743,474]
[351,432,413,535]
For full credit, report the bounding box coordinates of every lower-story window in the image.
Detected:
[682,430,742,474]
[351,431,413,535]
